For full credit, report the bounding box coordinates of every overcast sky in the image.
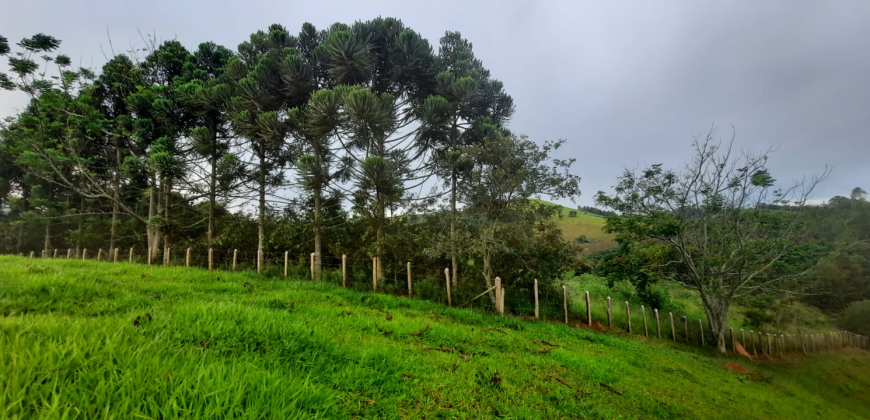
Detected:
[2,0,868,207]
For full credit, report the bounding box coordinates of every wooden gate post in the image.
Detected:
[407,262,412,297]
[129,247,133,263]
[498,277,505,315]
[147,247,151,265]
[97,249,102,262]
[533,279,539,319]
[208,248,213,270]
[185,248,190,267]
[625,301,632,334]
[310,253,315,280]
[444,268,452,306]
[114,248,119,263]
[669,312,676,342]
[233,249,238,271]
[340,254,346,286]
[641,305,649,338]
[284,251,289,278]
[562,284,568,324]
[257,250,262,274]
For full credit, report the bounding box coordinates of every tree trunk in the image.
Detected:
[313,186,322,279]
[43,221,51,254]
[163,179,171,252]
[207,154,217,245]
[76,194,84,257]
[701,293,731,354]
[376,189,385,280]
[110,140,120,251]
[148,173,158,257]
[257,148,265,271]
[483,250,496,304]
[450,172,458,287]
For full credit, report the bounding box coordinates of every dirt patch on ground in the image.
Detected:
[725,363,751,374]
[636,335,650,342]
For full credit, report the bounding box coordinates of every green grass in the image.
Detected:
[1,257,869,419]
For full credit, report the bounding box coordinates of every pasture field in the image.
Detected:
[1,256,868,419]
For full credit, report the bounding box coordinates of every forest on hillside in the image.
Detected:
[1,19,868,353]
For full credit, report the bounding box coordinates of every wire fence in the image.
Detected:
[13,247,870,356]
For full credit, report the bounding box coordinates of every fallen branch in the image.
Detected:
[599,382,624,396]
[411,324,430,336]
[458,286,497,308]
[551,375,592,396]
[423,346,453,353]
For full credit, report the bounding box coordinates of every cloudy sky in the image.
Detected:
[2,0,868,207]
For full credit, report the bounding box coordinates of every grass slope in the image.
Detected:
[1,257,868,419]
[532,199,617,252]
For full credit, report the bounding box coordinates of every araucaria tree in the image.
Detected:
[596,128,828,353]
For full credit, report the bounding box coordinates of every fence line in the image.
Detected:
[12,247,869,357]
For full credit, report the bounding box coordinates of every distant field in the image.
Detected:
[2,257,868,419]
[534,199,618,252]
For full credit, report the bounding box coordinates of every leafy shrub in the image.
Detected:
[839,300,870,336]
[568,210,578,217]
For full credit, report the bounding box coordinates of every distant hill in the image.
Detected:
[531,199,618,252]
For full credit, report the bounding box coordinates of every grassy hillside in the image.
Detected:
[1,257,868,419]
[533,199,618,252]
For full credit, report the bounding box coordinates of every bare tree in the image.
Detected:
[596,127,830,353]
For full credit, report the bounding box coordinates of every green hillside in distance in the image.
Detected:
[531,199,618,252]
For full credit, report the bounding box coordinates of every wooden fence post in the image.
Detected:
[533,279,539,319]
[730,328,735,353]
[741,329,746,353]
[257,250,262,274]
[53,249,58,259]
[444,268,452,306]
[67,248,72,259]
[310,253,315,280]
[683,316,689,343]
[372,257,378,291]
[341,254,346,286]
[642,305,649,338]
[129,247,133,263]
[97,249,102,262]
[625,301,632,333]
[498,278,505,315]
[700,320,705,346]
[284,251,289,278]
[493,277,503,314]
[114,248,119,263]
[655,309,661,339]
[208,248,213,270]
[185,248,190,267]
[585,291,592,326]
[147,247,151,265]
[407,262,412,297]
[750,330,756,355]
[606,296,612,328]
[165,247,170,266]
[767,333,773,356]
[669,312,676,342]
[562,284,568,324]
[83,248,87,260]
